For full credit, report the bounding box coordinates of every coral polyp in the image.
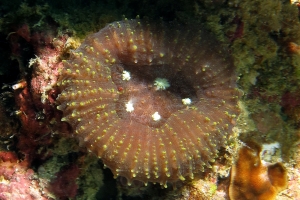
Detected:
[153,77,170,90]
[56,19,240,186]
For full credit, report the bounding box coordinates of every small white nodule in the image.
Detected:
[122,70,131,81]
[182,98,192,105]
[125,101,134,112]
[152,112,161,121]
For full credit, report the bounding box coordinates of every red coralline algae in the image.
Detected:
[229,17,244,42]
[48,164,80,199]
[7,23,31,57]
[57,19,240,186]
[280,92,300,126]
[281,92,300,110]
[14,85,58,165]
[12,22,74,164]
[0,151,50,200]
[0,151,18,163]
[16,24,31,42]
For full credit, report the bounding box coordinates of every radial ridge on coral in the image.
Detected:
[56,19,240,186]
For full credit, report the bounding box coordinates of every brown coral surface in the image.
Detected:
[229,142,287,200]
[56,19,240,185]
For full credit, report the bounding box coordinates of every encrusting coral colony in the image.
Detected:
[229,142,287,200]
[0,0,299,199]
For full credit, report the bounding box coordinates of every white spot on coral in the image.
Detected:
[122,70,131,81]
[182,98,192,105]
[260,142,281,162]
[262,142,280,152]
[152,112,161,121]
[125,101,134,112]
[153,78,170,90]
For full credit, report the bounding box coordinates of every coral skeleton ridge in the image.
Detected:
[56,19,240,186]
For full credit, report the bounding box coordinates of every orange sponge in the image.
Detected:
[229,142,287,200]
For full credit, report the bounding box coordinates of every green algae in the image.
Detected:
[37,137,105,199]
[230,1,300,162]
[77,155,105,200]
[37,137,80,180]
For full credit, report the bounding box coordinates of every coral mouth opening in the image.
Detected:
[111,63,197,128]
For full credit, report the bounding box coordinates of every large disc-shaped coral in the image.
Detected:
[56,19,240,186]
